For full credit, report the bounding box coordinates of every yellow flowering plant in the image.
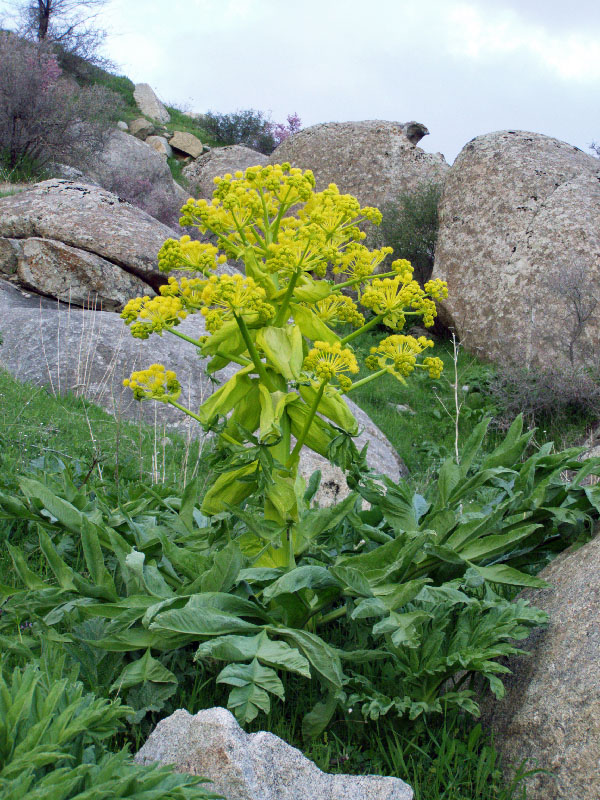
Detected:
[122,163,447,557]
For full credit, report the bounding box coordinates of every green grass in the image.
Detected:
[0,369,209,499]
[347,326,594,484]
[163,105,220,148]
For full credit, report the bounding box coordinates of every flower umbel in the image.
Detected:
[121,296,187,339]
[158,236,227,274]
[312,295,365,328]
[200,273,275,333]
[366,335,441,383]
[303,341,359,390]
[123,364,181,402]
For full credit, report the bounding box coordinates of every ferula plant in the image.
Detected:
[121,164,447,529]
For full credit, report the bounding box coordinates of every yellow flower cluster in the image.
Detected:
[160,276,207,311]
[123,364,181,402]
[366,335,438,382]
[361,275,439,328]
[391,259,414,282]
[332,243,393,284]
[422,356,444,378]
[177,168,387,282]
[178,164,317,259]
[200,273,275,333]
[121,295,187,339]
[303,341,359,391]
[423,279,449,301]
[157,236,227,274]
[312,295,365,328]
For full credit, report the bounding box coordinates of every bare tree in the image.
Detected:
[0,31,119,173]
[11,0,111,68]
[547,264,599,365]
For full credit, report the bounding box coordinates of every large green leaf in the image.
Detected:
[298,384,358,435]
[290,303,340,344]
[149,606,262,637]
[262,566,342,601]
[200,542,244,593]
[201,462,258,515]
[465,563,548,588]
[256,325,303,380]
[217,659,284,723]
[109,649,176,692]
[196,630,311,678]
[481,415,534,470]
[275,628,344,689]
[197,366,255,425]
[302,692,338,740]
[458,524,542,562]
[372,610,432,649]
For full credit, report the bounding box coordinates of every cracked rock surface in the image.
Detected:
[432,130,600,369]
[0,180,177,304]
[135,707,413,800]
[480,529,600,800]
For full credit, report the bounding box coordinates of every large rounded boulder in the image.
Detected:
[432,130,600,369]
[183,145,268,199]
[0,180,178,307]
[481,530,600,800]
[268,120,448,209]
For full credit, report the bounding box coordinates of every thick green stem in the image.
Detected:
[233,313,276,391]
[215,350,251,367]
[340,315,384,345]
[333,270,397,292]
[287,379,327,467]
[167,327,204,348]
[273,267,302,326]
[317,605,348,626]
[168,401,240,446]
[345,369,388,393]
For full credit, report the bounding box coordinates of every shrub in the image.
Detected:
[198,109,301,155]
[379,181,443,286]
[489,362,600,428]
[0,31,120,176]
[106,174,182,229]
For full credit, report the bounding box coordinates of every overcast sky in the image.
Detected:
[3,0,599,163]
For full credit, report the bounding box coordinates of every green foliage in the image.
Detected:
[1,416,597,733]
[85,69,137,113]
[0,148,48,183]
[0,652,220,799]
[197,108,277,154]
[379,181,443,285]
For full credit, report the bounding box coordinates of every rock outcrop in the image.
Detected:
[145,135,173,159]
[85,130,187,221]
[183,145,268,199]
[481,531,600,800]
[0,238,148,311]
[133,82,170,123]
[432,130,600,369]
[129,117,155,140]
[0,180,177,301]
[268,120,448,209]
[0,278,403,496]
[170,131,204,159]
[135,707,413,800]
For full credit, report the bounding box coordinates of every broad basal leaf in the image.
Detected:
[217,658,284,723]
